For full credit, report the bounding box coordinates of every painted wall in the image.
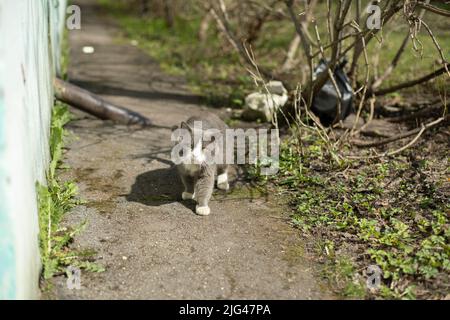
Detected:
[0,0,67,299]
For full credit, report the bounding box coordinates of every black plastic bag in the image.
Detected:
[311,59,354,126]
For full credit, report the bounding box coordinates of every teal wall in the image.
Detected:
[0,66,16,300]
[0,0,67,300]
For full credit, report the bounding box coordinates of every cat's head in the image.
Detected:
[172,121,220,165]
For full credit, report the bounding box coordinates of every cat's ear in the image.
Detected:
[180,121,193,132]
[203,132,215,143]
[171,125,179,132]
[203,129,221,143]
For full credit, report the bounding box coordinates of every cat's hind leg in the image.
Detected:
[217,165,229,191]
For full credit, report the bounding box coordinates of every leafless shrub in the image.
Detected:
[205,0,449,156]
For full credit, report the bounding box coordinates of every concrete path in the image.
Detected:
[46,0,333,299]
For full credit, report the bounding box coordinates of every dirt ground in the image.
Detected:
[43,0,334,299]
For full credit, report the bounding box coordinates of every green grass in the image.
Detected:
[252,129,449,299]
[38,103,105,280]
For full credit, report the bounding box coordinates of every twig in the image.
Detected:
[281,34,301,72]
[280,0,318,73]
[371,4,428,90]
[351,115,447,148]
[415,2,450,18]
[373,64,450,96]
[312,19,343,126]
[350,20,371,135]
[209,1,274,80]
[389,102,447,123]
[349,1,404,77]
[198,9,213,42]
[359,97,376,132]
[370,33,410,91]
[284,0,313,66]
[420,19,450,77]
[311,31,360,59]
[386,125,426,156]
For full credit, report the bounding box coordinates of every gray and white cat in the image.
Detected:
[174,114,229,216]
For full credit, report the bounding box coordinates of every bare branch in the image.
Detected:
[373,63,450,96]
[370,33,410,91]
[284,0,313,63]
[352,115,448,148]
[198,9,213,42]
[416,2,450,18]
[280,0,318,72]
[209,0,274,79]
[281,34,301,72]
[420,19,450,76]
[349,1,404,77]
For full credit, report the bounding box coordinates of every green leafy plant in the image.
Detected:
[38,103,105,280]
[266,127,450,299]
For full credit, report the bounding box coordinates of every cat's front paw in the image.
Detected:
[217,182,230,191]
[182,192,195,200]
[217,173,229,191]
[195,206,211,216]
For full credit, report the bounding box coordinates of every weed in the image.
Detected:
[38,103,105,280]
[263,126,449,299]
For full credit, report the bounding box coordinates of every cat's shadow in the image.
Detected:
[126,165,195,211]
